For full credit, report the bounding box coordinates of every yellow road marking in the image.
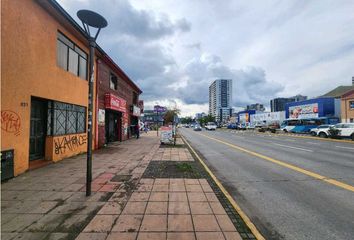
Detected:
[196,132,354,193]
[180,135,265,240]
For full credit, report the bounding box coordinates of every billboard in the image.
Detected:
[251,111,285,123]
[239,113,250,123]
[154,105,167,113]
[289,103,318,119]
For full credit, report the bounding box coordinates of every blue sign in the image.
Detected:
[154,105,167,113]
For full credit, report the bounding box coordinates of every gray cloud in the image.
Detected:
[178,54,284,106]
[104,37,175,81]
[58,0,353,116]
[61,0,190,41]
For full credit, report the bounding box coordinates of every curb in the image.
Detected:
[221,128,354,144]
[180,135,265,240]
[272,133,354,144]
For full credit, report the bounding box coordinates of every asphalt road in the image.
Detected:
[180,128,354,240]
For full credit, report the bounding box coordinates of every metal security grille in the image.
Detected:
[47,101,86,136]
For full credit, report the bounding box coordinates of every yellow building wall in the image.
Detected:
[1,0,97,176]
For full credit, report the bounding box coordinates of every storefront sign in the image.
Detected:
[289,103,318,119]
[98,109,105,126]
[105,93,126,113]
[132,105,141,117]
[160,126,173,144]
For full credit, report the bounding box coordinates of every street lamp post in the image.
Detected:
[77,10,107,196]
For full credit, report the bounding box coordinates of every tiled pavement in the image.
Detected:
[1,132,159,240]
[1,131,242,240]
[83,178,242,240]
[152,148,194,162]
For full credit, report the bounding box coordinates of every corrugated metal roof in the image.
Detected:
[322,86,354,98]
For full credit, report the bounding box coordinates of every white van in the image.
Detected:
[205,122,217,131]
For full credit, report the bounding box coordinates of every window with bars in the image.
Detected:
[47,101,86,136]
[57,31,88,80]
[133,92,138,104]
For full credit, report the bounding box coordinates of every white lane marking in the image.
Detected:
[280,138,296,142]
[335,146,354,150]
[306,142,320,145]
[272,143,314,152]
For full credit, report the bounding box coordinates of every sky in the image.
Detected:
[58,0,354,117]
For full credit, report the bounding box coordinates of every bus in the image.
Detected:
[280,117,339,133]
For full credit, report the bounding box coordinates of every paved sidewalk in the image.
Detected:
[1,132,159,240]
[1,131,243,240]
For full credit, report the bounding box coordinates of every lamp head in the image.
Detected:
[77,10,107,28]
[77,10,107,40]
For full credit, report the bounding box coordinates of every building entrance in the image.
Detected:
[29,98,47,160]
[105,110,122,143]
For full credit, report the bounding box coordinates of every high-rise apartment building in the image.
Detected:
[209,79,232,122]
[246,103,265,112]
[270,95,307,112]
[195,112,207,120]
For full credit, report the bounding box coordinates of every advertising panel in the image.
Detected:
[132,106,141,117]
[154,105,167,113]
[160,126,173,144]
[239,113,249,123]
[251,111,285,123]
[98,109,105,126]
[289,103,318,119]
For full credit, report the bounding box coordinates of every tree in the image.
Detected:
[163,108,181,125]
[180,117,193,124]
[199,115,215,126]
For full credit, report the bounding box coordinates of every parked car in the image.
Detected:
[205,122,217,131]
[309,124,333,137]
[227,123,238,129]
[331,123,354,140]
[238,123,247,130]
[258,123,280,133]
[193,124,202,131]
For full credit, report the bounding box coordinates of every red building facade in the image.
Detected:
[96,55,142,148]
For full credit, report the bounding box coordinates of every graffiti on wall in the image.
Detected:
[54,135,87,155]
[1,110,21,136]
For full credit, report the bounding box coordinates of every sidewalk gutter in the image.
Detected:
[181,135,265,240]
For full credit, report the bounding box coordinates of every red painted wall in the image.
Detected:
[96,59,140,148]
